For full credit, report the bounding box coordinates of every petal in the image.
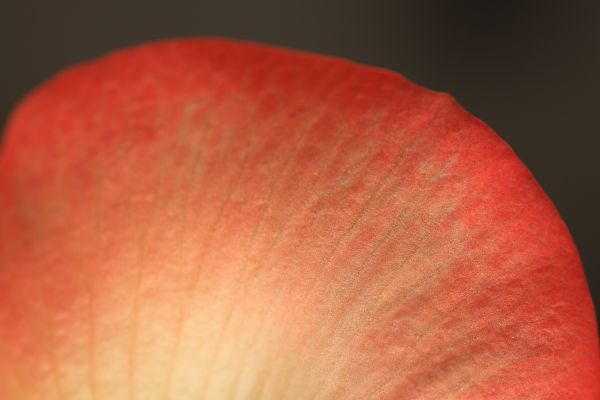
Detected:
[0,39,598,399]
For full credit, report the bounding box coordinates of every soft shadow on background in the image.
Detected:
[1,1,599,317]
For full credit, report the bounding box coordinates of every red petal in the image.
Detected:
[0,39,598,399]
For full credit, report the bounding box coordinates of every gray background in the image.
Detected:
[1,1,599,320]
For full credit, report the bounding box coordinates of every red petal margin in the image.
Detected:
[0,39,598,399]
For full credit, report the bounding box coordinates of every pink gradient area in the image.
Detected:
[0,39,598,399]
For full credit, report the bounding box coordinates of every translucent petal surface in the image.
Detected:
[0,39,598,399]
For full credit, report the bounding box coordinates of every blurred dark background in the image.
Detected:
[1,1,599,317]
